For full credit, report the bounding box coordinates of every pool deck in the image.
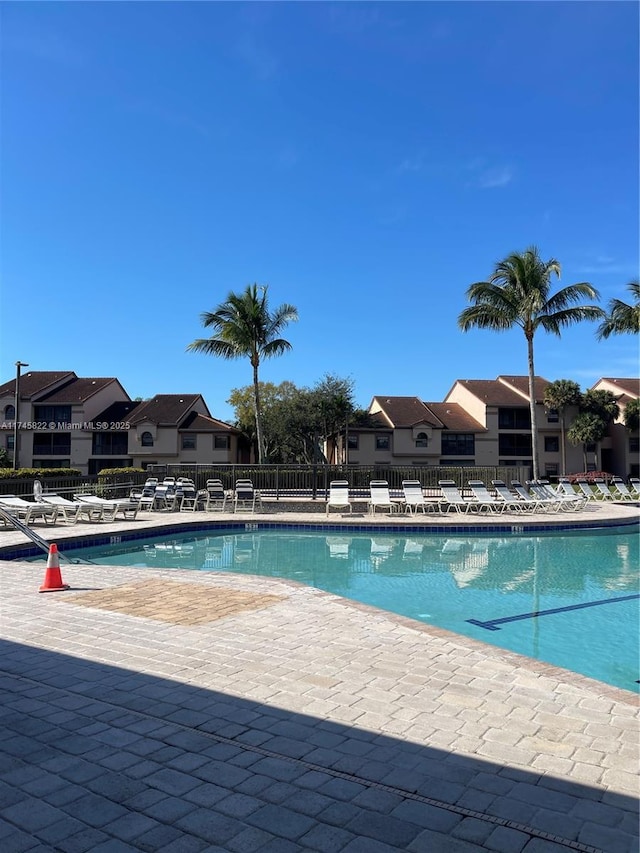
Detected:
[0,502,638,852]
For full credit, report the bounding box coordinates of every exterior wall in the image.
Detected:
[445,384,489,425]
[590,379,640,477]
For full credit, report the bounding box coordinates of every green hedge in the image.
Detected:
[0,467,82,479]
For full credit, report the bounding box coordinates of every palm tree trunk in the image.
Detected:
[252,362,264,464]
[560,412,567,476]
[526,334,540,481]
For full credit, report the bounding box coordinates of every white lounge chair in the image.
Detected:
[610,477,637,501]
[532,480,586,512]
[592,478,617,501]
[467,481,505,513]
[233,480,261,513]
[511,481,556,513]
[37,494,90,524]
[74,494,139,520]
[326,481,352,516]
[438,480,474,513]
[368,481,399,515]
[575,480,600,502]
[202,479,228,512]
[0,496,59,525]
[630,478,640,498]
[491,480,536,513]
[401,480,436,514]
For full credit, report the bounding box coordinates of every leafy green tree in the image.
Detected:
[543,379,582,475]
[581,388,620,424]
[567,413,607,471]
[458,246,604,479]
[596,281,640,339]
[187,284,298,463]
[624,398,640,432]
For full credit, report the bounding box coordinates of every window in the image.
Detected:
[33,459,70,469]
[544,436,559,453]
[630,436,639,453]
[141,431,154,447]
[375,435,390,450]
[546,409,559,423]
[441,434,475,456]
[415,432,428,448]
[32,433,71,455]
[6,435,14,450]
[498,408,531,429]
[545,463,559,478]
[182,434,197,450]
[214,435,230,450]
[4,405,15,420]
[89,459,133,475]
[34,405,71,424]
[498,433,532,456]
[347,435,359,449]
[92,432,129,455]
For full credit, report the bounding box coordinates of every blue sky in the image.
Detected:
[1,1,638,423]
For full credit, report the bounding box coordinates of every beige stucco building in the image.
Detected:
[0,371,244,474]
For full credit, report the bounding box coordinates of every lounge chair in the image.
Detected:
[531,480,586,512]
[326,481,352,516]
[368,480,399,515]
[438,480,474,513]
[511,481,557,513]
[592,478,617,501]
[233,480,261,513]
[467,481,505,513]
[202,479,228,512]
[74,494,139,520]
[575,480,600,502]
[37,494,90,524]
[491,480,536,513]
[401,480,436,514]
[175,481,199,511]
[0,496,59,525]
[610,477,637,501]
[630,478,640,498]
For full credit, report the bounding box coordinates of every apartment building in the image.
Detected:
[0,371,244,474]
[334,375,639,479]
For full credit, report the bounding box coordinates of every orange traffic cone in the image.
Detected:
[39,543,70,593]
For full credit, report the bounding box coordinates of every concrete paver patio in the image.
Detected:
[0,503,638,852]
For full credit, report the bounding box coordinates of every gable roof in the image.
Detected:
[425,403,486,432]
[498,375,550,403]
[592,377,640,405]
[95,400,142,423]
[0,371,76,400]
[370,396,444,428]
[447,379,527,406]
[128,394,209,426]
[39,377,125,404]
[180,411,241,434]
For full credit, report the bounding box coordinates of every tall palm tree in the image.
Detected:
[596,281,640,339]
[543,379,582,476]
[458,246,604,480]
[187,284,298,463]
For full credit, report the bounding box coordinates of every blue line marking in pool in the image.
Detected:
[467,593,640,631]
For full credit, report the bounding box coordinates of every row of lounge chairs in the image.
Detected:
[0,493,140,526]
[327,477,639,516]
[130,478,262,514]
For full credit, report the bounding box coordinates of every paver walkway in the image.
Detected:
[0,506,638,852]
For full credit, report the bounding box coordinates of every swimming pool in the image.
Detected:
[38,526,639,693]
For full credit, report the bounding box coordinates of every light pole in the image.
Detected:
[12,361,29,470]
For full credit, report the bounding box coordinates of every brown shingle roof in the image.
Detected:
[95,401,142,423]
[0,371,76,399]
[425,403,486,432]
[371,396,443,428]
[498,375,550,402]
[40,377,122,404]
[594,378,640,404]
[180,412,240,434]
[128,394,207,426]
[449,379,527,406]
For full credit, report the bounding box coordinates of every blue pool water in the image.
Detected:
[48,527,639,692]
